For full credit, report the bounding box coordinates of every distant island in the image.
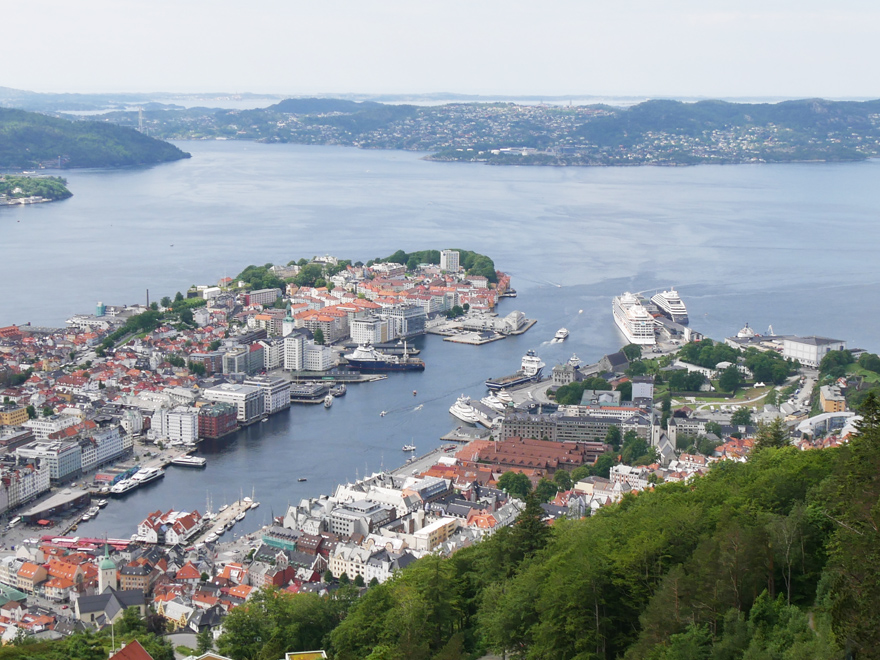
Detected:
[82,96,880,167]
[0,107,190,170]
[0,174,71,205]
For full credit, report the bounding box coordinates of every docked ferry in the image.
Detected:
[650,288,689,325]
[132,466,165,486]
[485,350,545,390]
[343,343,425,371]
[171,454,207,468]
[612,293,656,345]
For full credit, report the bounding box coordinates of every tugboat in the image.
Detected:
[330,383,347,397]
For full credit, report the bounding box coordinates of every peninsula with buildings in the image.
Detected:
[0,254,877,657]
[0,175,72,206]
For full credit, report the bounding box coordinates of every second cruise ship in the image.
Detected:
[650,288,689,325]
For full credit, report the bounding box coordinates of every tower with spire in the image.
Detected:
[282,302,295,337]
[98,543,118,593]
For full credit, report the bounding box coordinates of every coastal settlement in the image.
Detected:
[0,253,873,646]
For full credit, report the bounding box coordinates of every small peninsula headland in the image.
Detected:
[0,174,72,205]
[0,107,190,170]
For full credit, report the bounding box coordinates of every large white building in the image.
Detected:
[80,425,126,472]
[16,441,82,483]
[304,343,334,371]
[23,415,79,441]
[151,407,199,445]
[201,384,264,425]
[283,332,306,371]
[258,338,285,370]
[782,336,846,368]
[350,316,391,346]
[284,333,334,372]
[381,304,426,339]
[440,250,460,273]
[0,464,50,513]
[243,376,292,415]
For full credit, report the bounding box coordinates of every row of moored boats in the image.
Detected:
[203,497,260,543]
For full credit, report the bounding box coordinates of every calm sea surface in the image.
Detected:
[2,142,879,537]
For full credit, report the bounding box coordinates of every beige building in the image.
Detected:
[0,405,28,427]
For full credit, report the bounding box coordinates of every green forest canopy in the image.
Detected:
[374,248,498,282]
[0,175,71,200]
[0,107,190,169]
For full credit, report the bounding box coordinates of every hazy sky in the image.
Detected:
[4,0,878,98]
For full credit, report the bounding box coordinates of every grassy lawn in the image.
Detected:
[845,363,880,383]
[671,384,773,409]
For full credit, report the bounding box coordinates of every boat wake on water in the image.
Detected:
[377,377,488,419]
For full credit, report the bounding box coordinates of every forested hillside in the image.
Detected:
[215,397,880,659]
[0,108,190,169]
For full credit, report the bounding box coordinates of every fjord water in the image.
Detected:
[3,141,879,537]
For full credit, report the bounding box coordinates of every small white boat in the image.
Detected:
[380,410,387,417]
[82,513,92,522]
[324,394,334,408]
[402,444,416,452]
[235,512,246,522]
[96,499,109,508]
[414,404,423,411]
[243,496,253,505]
[205,533,219,543]
[219,504,228,512]
[554,328,569,342]
[250,501,260,509]
[87,506,100,518]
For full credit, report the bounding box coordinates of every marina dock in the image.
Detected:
[193,498,256,545]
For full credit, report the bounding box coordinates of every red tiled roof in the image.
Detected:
[110,639,155,660]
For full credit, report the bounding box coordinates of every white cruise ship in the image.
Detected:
[612,293,656,345]
[650,288,689,325]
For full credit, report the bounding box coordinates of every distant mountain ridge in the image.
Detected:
[0,107,190,169]
[267,98,382,114]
